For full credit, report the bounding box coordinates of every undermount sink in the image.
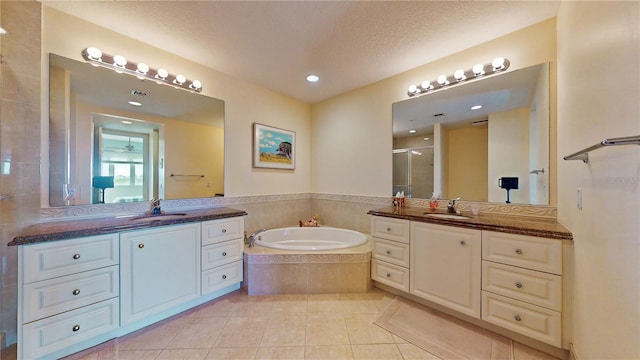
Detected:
[424,213,472,220]
[129,213,188,222]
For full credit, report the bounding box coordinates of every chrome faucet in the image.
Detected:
[447,197,461,214]
[244,228,267,247]
[148,198,162,215]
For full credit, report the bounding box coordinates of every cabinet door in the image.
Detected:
[120,223,201,326]
[410,222,481,318]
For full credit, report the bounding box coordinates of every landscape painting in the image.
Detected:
[253,123,296,169]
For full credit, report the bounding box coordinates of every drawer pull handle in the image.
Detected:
[515,249,523,255]
[386,272,391,278]
[138,244,145,249]
[514,315,522,322]
[72,254,81,260]
[222,274,227,280]
[515,282,523,288]
[222,228,227,233]
[222,251,227,256]
[72,289,81,296]
[72,325,80,332]
[386,250,391,255]
[460,240,466,246]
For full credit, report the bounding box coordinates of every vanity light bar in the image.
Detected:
[407,57,510,97]
[81,47,203,93]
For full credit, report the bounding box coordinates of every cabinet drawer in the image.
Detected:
[371,216,410,244]
[372,237,410,267]
[202,217,244,246]
[22,298,119,360]
[482,292,561,347]
[482,231,562,275]
[23,234,119,284]
[202,239,244,271]
[202,261,243,295]
[23,266,119,323]
[371,260,409,292]
[482,261,562,311]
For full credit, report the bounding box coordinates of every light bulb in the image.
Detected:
[421,81,432,90]
[156,68,169,80]
[306,74,319,83]
[86,47,102,61]
[472,63,485,76]
[437,75,449,86]
[113,55,127,67]
[136,63,149,74]
[492,57,506,71]
[454,69,466,81]
[189,80,202,90]
[408,84,418,94]
[174,74,186,85]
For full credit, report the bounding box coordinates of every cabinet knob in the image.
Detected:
[72,254,81,260]
[138,244,145,249]
[221,274,227,280]
[386,250,391,255]
[515,282,523,289]
[72,325,80,332]
[386,272,391,278]
[514,315,522,322]
[459,240,466,246]
[222,252,227,256]
[72,289,80,296]
[515,248,523,255]
[222,228,227,233]
[386,227,391,232]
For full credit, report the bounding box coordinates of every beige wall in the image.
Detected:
[557,2,639,359]
[446,125,488,201]
[311,18,557,204]
[41,7,312,202]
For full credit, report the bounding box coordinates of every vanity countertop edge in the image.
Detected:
[8,207,248,246]
[368,206,573,240]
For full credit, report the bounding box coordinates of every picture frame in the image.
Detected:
[252,123,296,169]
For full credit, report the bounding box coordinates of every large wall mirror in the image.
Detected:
[49,54,225,207]
[392,63,549,205]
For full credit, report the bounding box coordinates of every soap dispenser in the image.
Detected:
[429,192,439,211]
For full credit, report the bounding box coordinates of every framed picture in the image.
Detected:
[253,123,296,169]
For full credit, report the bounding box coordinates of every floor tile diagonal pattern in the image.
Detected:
[36,290,561,360]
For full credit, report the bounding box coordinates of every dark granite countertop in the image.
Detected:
[9,207,247,246]
[368,206,572,240]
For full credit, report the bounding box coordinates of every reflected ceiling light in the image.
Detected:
[81,47,203,93]
[471,105,483,110]
[128,101,142,107]
[407,57,510,97]
[0,27,7,35]
[306,74,319,83]
[121,120,133,125]
[424,137,430,141]
[409,129,417,134]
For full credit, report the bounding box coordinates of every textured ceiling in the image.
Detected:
[42,1,560,104]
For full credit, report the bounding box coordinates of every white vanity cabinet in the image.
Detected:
[120,223,201,326]
[370,216,411,291]
[201,217,245,295]
[18,234,120,360]
[410,222,481,318]
[481,230,563,347]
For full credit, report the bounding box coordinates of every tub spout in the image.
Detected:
[245,228,267,247]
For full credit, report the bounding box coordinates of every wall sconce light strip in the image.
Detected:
[407,57,510,97]
[81,47,203,93]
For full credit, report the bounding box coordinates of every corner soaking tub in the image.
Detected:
[253,226,367,251]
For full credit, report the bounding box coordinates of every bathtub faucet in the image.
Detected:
[245,228,267,247]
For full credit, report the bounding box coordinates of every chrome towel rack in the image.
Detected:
[170,173,204,178]
[563,135,640,163]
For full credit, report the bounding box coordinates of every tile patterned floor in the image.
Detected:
[4,289,561,360]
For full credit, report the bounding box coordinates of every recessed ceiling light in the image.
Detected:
[424,137,430,141]
[121,120,133,125]
[306,74,319,83]
[409,129,417,134]
[471,105,483,110]
[128,101,142,107]
[0,27,7,35]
